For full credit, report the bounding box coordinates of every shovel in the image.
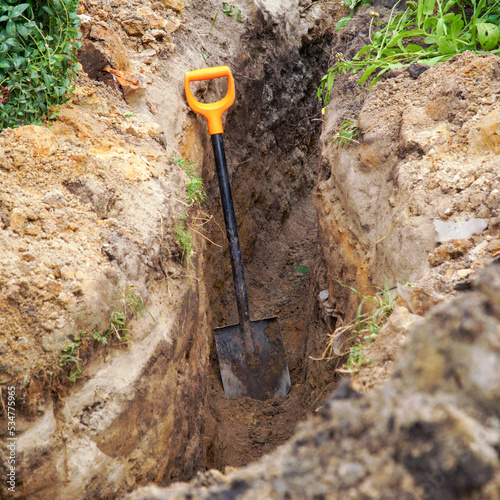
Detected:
[185,66,291,400]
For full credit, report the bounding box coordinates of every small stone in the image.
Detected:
[9,208,27,234]
[434,218,489,243]
[122,18,145,36]
[338,462,366,488]
[42,190,67,209]
[142,33,156,44]
[457,269,474,278]
[150,29,166,39]
[160,0,186,11]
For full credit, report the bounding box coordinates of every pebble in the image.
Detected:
[434,218,489,243]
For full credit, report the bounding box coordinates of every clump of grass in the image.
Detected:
[174,212,193,263]
[58,332,85,383]
[319,279,400,370]
[222,2,242,22]
[331,119,360,145]
[57,284,154,382]
[172,153,206,265]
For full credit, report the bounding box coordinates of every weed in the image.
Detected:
[346,343,371,369]
[344,0,372,10]
[93,330,109,345]
[0,0,82,130]
[123,284,155,322]
[186,169,206,205]
[319,280,401,370]
[331,119,360,145]
[58,332,86,382]
[57,284,154,382]
[172,153,206,265]
[337,0,372,31]
[222,2,242,22]
[201,47,208,60]
[319,0,500,105]
[106,284,154,341]
[295,265,309,276]
[208,13,218,35]
[175,213,194,264]
[123,111,134,118]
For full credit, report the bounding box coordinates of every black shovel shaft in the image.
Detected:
[211,134,251,328]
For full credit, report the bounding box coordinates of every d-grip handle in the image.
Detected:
[184,66,235,135]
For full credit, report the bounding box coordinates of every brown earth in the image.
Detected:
[1,0,500,499]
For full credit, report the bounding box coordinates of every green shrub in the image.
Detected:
[319,0,500,105]
[0,0,81,131]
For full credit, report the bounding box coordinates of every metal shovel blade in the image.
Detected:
[214,317,291,400]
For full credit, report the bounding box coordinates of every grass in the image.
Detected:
[174,212,193,263]
[319,279,402,371]
[331,119,360,145]
[319,0,500,106]
[57,284,154,383]
[222,2,242,22]
[58,333,84,383]
[172,153,207,266]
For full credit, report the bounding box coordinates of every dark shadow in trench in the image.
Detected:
[198,30,341,470]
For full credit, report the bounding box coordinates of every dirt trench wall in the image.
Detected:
[0,82,213,497]
[317,50,500,317]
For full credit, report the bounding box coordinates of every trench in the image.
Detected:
[191,21,342,470]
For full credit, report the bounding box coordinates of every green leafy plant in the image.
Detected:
[331,119,360,145]
[106,284,154,341]
[337,0,373,31]
[346,343,371,369]
[0,0,82,130]
[57,285,154,382]
[58,332,85,382]
[93,330,110,345]
[319,0,500,105]
[344,0,372,9]
[222,2,242,22]
[295,265,309,276]
[172,154,206,265]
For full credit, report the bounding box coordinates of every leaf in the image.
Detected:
[335,16,351,32]
[405,43,425,53]
[450,17,464,39]
[327,70,335,93]
[357,63,380,84]
[11,3,29,18]
[424,17,438,30]
[477,22,500,50]
[423,0,436,16]
[12,56,24,69]
[6,19,16,37]
[295,265,309,276]
[437,35,456,54]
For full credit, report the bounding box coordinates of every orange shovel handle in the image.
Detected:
[184,66,235,135]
